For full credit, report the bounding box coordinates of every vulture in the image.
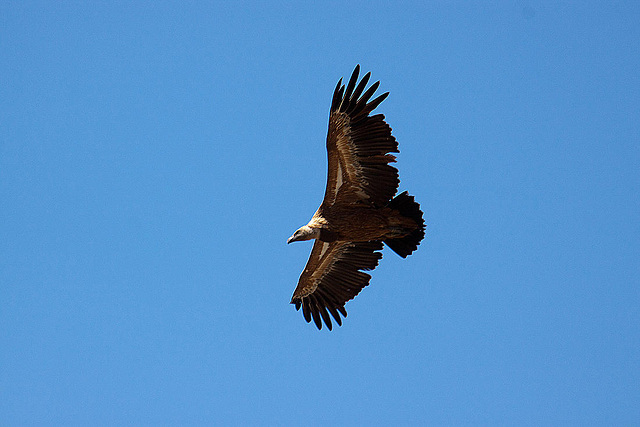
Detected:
[287,65,425,330]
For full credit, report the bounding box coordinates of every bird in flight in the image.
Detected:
[287,65,425,330]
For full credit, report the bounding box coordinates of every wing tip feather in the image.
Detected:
[331,66,389,116]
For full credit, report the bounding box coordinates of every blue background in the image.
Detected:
[2,2,638,424]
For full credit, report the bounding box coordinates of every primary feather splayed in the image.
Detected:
[287,65,425,330]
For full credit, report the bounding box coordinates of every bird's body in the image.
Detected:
[306,204,418,243]
[287,66,425,330]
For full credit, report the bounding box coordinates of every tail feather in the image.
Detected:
[384,191,425,258]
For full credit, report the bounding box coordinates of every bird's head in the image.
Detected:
[287,225,320,244]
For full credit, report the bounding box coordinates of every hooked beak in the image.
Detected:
[287,235,297,244]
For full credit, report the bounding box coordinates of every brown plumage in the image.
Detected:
[287,65,425,330]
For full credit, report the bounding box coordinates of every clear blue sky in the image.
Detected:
[1,2,638,424]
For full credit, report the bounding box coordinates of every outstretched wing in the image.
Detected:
[322,65,400,208]
[290,240,383,330]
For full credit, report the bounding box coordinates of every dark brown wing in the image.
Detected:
[290,240,383,330]
[322,65,400,208]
